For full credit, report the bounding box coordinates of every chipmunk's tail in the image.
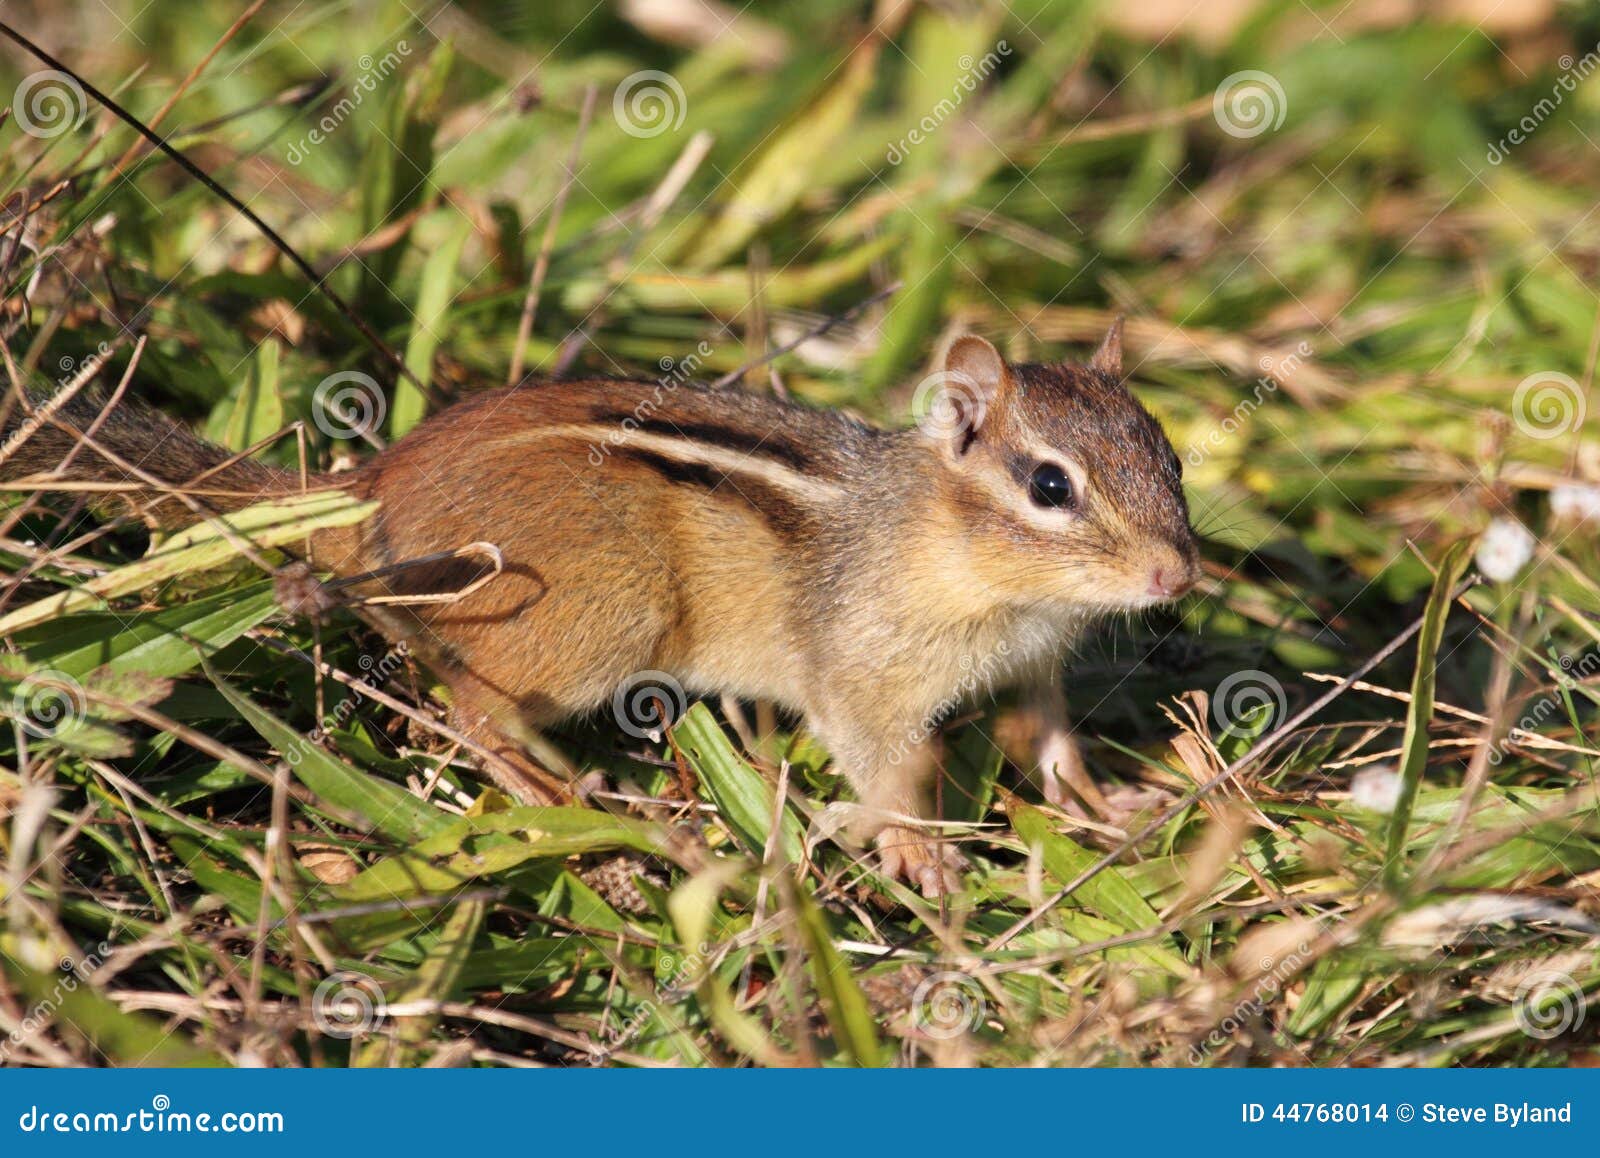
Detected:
[0,390,298,530]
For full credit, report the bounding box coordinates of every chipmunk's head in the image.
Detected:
[920,322,1200,615]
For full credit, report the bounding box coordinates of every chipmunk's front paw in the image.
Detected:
[875,826,966,898]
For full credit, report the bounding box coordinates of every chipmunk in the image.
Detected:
[4,322,1199,895]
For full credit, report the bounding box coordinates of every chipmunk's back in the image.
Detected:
[341,377,889,747]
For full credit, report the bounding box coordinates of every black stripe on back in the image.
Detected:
[614,448,808,538]
[624,448,726,490]
[592,412,813,472]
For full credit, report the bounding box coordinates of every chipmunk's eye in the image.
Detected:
[1028,462,1075,510]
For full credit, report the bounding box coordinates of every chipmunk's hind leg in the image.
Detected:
[442,667,569,805]
[428,573,679,805]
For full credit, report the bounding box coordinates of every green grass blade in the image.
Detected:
[207,666,450,845]
[396,215,471,435]
[7,581,278,680]
[1383,541,1472,889]
[792,885,884,1066]
[674,702,803,863]
[0,492,376,634]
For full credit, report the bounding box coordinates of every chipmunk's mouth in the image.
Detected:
[1101,545,1201,610]
[1147,562,1199,601]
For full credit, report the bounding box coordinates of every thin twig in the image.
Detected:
[0,20,442,409]
[710,280,901,389]
[105,0,268,180]
[0,333,128,468]
[248,633,569,801]
[987,576,1480,951]
[508,85,596,385]
[553,130,714,375]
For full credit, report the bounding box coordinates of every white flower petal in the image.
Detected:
[1350,765,1402,814]
[1550,482,1600,525]
[1475,517,1536,583]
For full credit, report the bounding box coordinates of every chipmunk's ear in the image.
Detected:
[926,335,1010,456]
[1088,316,1124,379]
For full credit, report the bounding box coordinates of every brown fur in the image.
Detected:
[2,330,1199,896]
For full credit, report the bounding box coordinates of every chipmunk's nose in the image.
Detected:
[1147,564,1197,600]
